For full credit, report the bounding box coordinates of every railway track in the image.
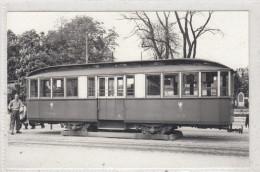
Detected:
[8,127,249,158]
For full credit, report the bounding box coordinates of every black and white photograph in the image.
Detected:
[1,1,259,171]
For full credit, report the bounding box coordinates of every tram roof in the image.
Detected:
[27,58,234,77]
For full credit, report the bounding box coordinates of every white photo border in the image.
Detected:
[1,0,259,171]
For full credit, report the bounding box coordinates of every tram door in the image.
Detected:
[97,76,125,121]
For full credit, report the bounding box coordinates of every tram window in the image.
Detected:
[30,79,38,98]
[88,77,95,97]
[126,76,135,96]
[99,78,105,97]
[164,74,178,96]
[117,77,124,96]
[220,72,229,96]
[146,75,161,96]
[182,73,198,96]
[66,78,78,97]
[40,79,51,97]
[53,78,64,97]
[108,77,115,97]
[201,72,218,97]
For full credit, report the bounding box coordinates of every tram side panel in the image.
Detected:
[124,98,231,126]
[27,99,97,122]
[124,99,201,124]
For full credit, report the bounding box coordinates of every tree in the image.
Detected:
[7,29,55,100]
[121,12,180,59]
[122,11,222,59]
[46,16,119,64]
[175,11,223,58]
[7,30,21,81]
[7,16,119,101]
[234,67,249,96]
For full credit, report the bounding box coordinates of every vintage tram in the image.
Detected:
[26,58,235,135]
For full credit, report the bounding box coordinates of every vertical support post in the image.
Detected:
[95,76,98,98]
[28,79,31,99]
[38,78,40,99]
[51,78,53,99]
[199,72,202,97]
[114,76,118,97]
[105,77,108,98]
[228,71,231,97]
[123,75,127,98]
[86,33,89,64]
[160,73,164,98]
[217,71,220,97]
[86,76,88,98]
[64,77,67,98]
[179,72,182,98]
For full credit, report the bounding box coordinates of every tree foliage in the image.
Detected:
[234,67,249,96]
[7,16,119,100]
[47,16,118,64]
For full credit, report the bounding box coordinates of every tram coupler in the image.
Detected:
[227,124,243,134]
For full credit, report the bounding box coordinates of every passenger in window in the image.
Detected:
[40,79,51,97]
[53,79,64,97]
[183,73,198,96]
[201,72,218,96]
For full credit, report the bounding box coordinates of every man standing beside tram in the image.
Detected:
[8,93,24,135]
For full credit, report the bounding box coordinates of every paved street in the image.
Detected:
[5,119,249,169]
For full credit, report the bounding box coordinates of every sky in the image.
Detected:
[7,12,248,69]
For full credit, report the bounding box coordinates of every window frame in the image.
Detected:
[181,72,199,97]
[39,78,52,99]
[116,76,124,98]
[201,71,218,97]
[126,75,135,97]
[145,73,161,97]
[87,76,96,98]
[163,73,179,97]
[52,77,65,98]
[65,77,79,98]
[220,71,230,97]
[29,79,39,99]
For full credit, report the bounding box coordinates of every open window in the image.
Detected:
[30,79,38,98]
[108,77,115,97]
[220,72,229,96]
[88,77,95,97]
[98,76,124,98]
[126,76,135,96]
[117,77,124,97]
[146,75,161,96]
[182,73,198,96]
[164,74,178,96]
[53,78,64,97]
[66,78,78,97]
[98,78,106,97]
[201,72,218,97]
[40,79,51,97]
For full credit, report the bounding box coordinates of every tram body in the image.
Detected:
[26,59,234,134]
